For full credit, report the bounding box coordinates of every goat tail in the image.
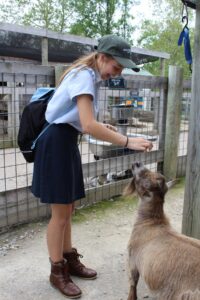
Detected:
[178,290,200,300]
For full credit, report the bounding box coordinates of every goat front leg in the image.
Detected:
[127,269,139,300]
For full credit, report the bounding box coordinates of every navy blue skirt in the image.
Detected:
[31,123,85,204]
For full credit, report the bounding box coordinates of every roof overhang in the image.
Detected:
[181,0,197,9]
[0,23,170,65]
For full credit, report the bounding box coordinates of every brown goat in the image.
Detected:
[124,162,200,300]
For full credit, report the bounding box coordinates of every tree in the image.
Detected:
[0,0,72,33]
[115,0,136,42]
[0,0,28,24]
[138,0,195,78]
[0,0,137,40]
[23,0,56,29]
[23,0,73,33]
[69,0,118,37]
[69,0,137,40]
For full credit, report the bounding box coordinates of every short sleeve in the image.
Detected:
[66,69,95,101]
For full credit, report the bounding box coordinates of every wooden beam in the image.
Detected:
[0,22,170,60]
[0,62,54,75]
[163,66,183,181]
[181,0,196,9]
[182,2,200,238]
[41,37,48,66]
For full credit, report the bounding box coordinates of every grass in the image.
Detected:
[168,177,185,193]
[72,177,186,224]
[173,177,185,189]
[0,177,186,239]
[72,194,138,224]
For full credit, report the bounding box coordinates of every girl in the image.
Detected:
[31,34,153,299]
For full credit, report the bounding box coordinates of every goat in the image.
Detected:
[124,162,200,300]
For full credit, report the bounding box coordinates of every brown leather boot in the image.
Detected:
[63,248,97,280]
[50,259,82,299]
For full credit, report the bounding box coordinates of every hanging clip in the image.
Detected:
[182,1,189,26]
[178,1,192,73]
[182,15,189,29]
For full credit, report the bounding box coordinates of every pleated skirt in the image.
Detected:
[31,123,85,204]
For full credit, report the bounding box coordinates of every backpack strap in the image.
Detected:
[31,123,52,150]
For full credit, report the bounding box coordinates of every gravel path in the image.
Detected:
[0,181,184,300]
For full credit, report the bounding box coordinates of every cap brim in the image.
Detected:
[113,56,140,72]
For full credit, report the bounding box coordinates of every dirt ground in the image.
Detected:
[0,180,185,300]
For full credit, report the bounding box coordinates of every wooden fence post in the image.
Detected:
[157,86,168,173]
[182,4,200,238]
[163,65,183,180]
[41,37,48,66]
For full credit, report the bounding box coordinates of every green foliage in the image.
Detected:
[0,0,136,40]
[69,0,136,40]
[0,0,26,23]
[0,0,195,78]
[0,0,72,33]
[69,0,117,37]
[22,0,71,32]
[138,0,195,78]
[72,195,138,223]
[23,0,55,29]
[115,0,135,43]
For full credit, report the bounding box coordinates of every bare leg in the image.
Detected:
[63,211,73,253]
[62,202,97,279]
[47,204,73,262]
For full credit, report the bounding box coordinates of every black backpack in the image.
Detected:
[17,87,55,163]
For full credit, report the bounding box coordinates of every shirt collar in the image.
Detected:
[95,70,102,83]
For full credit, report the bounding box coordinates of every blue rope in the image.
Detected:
[178,26,193,72]
[178,4,193,73]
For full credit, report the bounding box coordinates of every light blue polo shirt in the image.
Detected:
[45,67,101,132]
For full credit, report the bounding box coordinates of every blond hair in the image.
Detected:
[58,52,113,85]
[58,52,98,84]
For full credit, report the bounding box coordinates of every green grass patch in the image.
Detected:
[173,177,185,189]
[72,177,186,224]
[72,194,138,223]
[168,177,185,192]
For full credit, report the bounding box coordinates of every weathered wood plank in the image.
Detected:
[183,80,192,89]
[0,23,170,59]
[125,75,168,89]
[182,4,200,238]
[163,66,183,180]
[0,62,54,76]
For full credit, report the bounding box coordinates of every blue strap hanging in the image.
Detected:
[178,3,192,73]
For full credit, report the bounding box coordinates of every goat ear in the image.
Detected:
[157,177,168,194]
[157,177,164,188]
[123,178,136,196]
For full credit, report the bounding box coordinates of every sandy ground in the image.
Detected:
[0,181,184,300]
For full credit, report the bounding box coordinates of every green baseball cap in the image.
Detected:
[95,34,140,72]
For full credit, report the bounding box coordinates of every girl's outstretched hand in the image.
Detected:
[127,137,153,152]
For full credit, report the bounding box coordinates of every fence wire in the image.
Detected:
[0,65,191,231]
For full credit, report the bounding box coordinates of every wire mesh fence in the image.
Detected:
[0,62,191,232]
[177,80,191,176]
